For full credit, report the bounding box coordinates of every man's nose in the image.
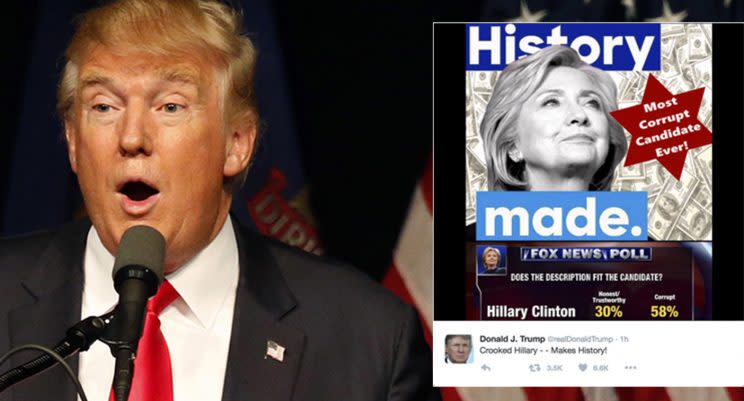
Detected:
[119,102,153,156]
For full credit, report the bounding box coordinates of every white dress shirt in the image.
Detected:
[78,217,240,401]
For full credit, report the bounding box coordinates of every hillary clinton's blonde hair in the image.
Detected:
[479,46,627,191]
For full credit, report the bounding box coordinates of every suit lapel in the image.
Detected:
[222,224,305,401]
[7,220,90,401]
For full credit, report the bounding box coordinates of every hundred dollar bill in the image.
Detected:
[668,227,691,241]
[614,161,645,181]
[662,23,685,39]
[675,194,713,240]
[691,177,712,211]
[466,172,475,223]
[467,144,486,175]
[671,74,695,95]
[660,25,685,70]
[693,57,712,88]
[466,117,479,142]
[698,89,712,130]
[677,48,698,89]
[472,71,496,97]
[687,25,710,62]
[648,172,700,240]
[647,193,657,214]
[614,147,711,240]
[675,32,688,48]
[701,24,712,48]
[660,56,680,80]
[653,162,675,189]
[619,72,645,102]
[661,36,676,60]
[692,145,712,192]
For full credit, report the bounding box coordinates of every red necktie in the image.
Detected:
[110,280,179,401]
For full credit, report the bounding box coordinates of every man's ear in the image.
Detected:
[65,120,78,173]
[223,111,257,178]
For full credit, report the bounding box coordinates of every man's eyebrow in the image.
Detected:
[79,72,112,90]
[154,66,201,86]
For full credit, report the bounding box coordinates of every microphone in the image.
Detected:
[107,226,165,401]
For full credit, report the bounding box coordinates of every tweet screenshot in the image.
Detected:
[433,23,744,387]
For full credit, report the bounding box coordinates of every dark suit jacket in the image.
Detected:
[0,219,439,401]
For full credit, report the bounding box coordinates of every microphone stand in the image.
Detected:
[0,308,150,400]
[0,312,113,391]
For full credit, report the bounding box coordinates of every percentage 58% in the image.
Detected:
[650,305,679,318]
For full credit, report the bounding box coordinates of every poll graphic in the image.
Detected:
[464,23,713,321]
[471,242,710,320]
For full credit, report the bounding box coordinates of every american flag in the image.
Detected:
[479,0,741,22]
[382,155,744,401]
[265,340,286,363]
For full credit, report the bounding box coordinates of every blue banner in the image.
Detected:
[476,191,648,241]
[466,23,661,71]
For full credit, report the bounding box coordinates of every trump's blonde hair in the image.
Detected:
[57,0,259,185]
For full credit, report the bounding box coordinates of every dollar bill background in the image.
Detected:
[465,24,712,241]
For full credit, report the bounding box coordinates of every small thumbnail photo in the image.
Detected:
[444,334,473,364]
[477,245,507,276]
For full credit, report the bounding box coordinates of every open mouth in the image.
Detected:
[119,181,159,201]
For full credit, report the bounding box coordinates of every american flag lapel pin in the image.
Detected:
[265,340,285,362]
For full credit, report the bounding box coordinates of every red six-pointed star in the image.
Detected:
[610,74,712,180]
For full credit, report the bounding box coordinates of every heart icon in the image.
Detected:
[579,364,587,371]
